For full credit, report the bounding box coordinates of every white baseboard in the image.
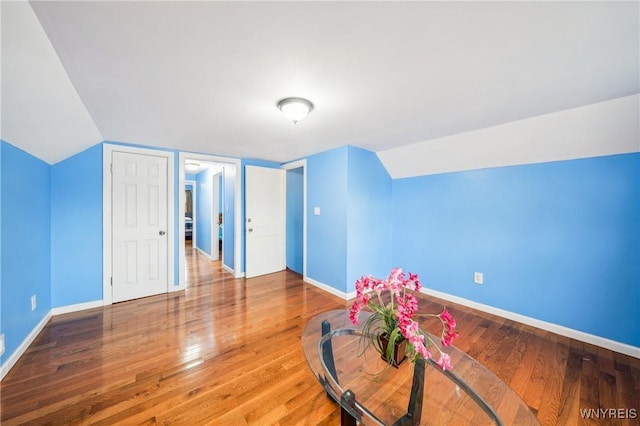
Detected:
[170,284,185,292]
[303,276,353,300]
[1,311,52,381]
[195,247,214,261]
[2,300,101,381]
[51,300,103,316]
[420,287,640,359]
[301,278,640,358]
[222,263,244,278]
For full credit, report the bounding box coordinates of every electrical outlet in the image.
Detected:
[474,272,484,285]
[0,334,5,356]
[31,295,37,311]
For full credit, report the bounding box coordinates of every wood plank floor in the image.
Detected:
[1,247,639,425]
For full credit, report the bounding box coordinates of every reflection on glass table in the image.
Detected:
[302,310,540,426]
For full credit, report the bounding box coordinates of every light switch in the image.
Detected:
[314,207,320,216]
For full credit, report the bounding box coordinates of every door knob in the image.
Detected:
[159,230,166,235]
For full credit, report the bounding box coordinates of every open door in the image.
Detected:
[245,165,285,278]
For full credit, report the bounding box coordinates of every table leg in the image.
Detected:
[393,358,425,426]
[340,390,359,426]
[321,320,339,384]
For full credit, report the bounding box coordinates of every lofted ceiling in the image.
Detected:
[2,1,639,165]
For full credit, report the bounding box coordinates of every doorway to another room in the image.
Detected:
[184,180,196,254]
[184,163,222,262]
[178,153,241,289]
[183,162,222,271]
[283,159,306,279]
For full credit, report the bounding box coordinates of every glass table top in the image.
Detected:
[302,310,540,426]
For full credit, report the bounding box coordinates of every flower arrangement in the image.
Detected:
[349,268,459,370]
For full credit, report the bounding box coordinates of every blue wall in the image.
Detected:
[196,168,214,256]
[305,146,393,293]
[392,153,640,347]
[2,135,637,372]
[51,145,103,307]
[1,141,52,364]
[346,147,393,292]
[286,168,304,274]
[306,147,349,292]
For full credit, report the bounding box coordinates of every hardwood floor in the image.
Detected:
[1,248,639,425]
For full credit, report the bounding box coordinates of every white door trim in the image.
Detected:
[281,159,307,278]
[102,143,175,305]
[178,152,242,289]
[211,171,222,261]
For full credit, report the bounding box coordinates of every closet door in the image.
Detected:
[111,151,168,302]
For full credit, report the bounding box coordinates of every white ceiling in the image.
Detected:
[1,1,103,164]
[3,1,639,165]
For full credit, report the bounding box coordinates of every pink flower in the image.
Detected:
[396,293,418,318]
[440,308,457,330]
[398,318,433,360]
[435,353,452,370]
[349,302,361,325]
[355,277,366,297]
[417,343,431,360]
[405,272,421,291]
[356,275,379,297]
[399,319,419,337]
[410,336,431,360]
[389,267,404,282]
[350,268,458,368]
[441,330,459,347]
[387,268,406,295]
[349,293,371,325]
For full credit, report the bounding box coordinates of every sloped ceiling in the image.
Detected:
[1,1,103,164]
[2,1,639,164]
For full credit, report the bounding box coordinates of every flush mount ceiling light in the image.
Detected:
[185,162,200,172]
[277,97,314,124]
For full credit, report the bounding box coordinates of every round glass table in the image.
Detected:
[302,310,540,426]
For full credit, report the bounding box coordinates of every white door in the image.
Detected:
[245,166,285,278]
[112,151,169,302]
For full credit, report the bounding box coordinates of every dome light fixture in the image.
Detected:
[185,162,200,172]
[277,97,314,124]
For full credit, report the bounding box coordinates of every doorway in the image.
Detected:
[184,180,196,252]
[285,167,304,274]
[185,163,222,261]
[282,160,306,278]
[178,152,242,288]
